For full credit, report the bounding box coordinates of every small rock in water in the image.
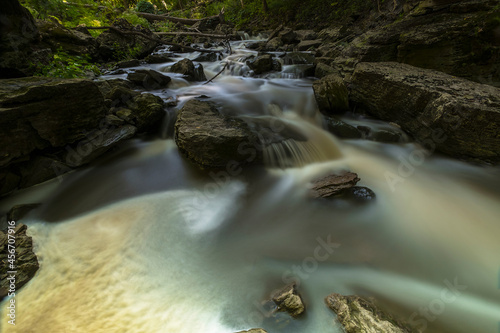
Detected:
[127,69,171,89]
[325,293,414,333]
[341,186,376,202]
[235,330,268,333]
[170,58,207,81]
[310,172,360,198]
[272,283,306,318]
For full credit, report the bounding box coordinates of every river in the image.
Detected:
[1,38,500,333]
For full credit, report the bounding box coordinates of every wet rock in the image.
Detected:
[193,52,219,62]
[127,69,171,89]
[341,186,377,202]
[119,93,165,133]
[247,41,266,50]
[7,204,41,222]
[116,59,140,68]
[280,52,315,65]
[247,54,274,75]
[371,129,403,143]
[313,73,350,115]
[279,28,298,44]
[170,58,207,81]
[0,77,107,168]
[17,156,70,188]
[236,329,268,333]
[297,40,322,51]
[272,283,306,318]
[310,172,360,198]
[0,223,39,301]
[325,293,414,333]
[314,62,339,79]
[266,37,283,51]
[324,117,362,139]
[175,99,261,169]
[145,53,174,64]
[349,62,500,163]
[295,30,318,41]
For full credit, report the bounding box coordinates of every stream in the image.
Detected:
[1,38,500,333]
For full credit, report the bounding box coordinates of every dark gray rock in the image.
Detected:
[145,53,174,64]
[175,100,262,169]
[193,52,219,62]
[170,58,207,81]
[313,73,350,114]
[350,62,500,163]
[127,69,171,89]
[247,54,274,75]
[0,77,107,168]
[280,52,315,65]
[116,59,140,68]
[315,62,340,79]
[295,30,318,41]
[297,40,322,51]
[324,117,362,139]
[279,28,298,44]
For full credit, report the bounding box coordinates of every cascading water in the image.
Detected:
[1,38,499,333]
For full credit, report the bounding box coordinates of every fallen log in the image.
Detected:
[156,31,238,39]
[137,12,222,25]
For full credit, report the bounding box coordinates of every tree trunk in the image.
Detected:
[240,0,244,7]
[137,12,224,26]
[262,0,269,12]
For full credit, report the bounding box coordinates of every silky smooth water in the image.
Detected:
[1,39,500,333]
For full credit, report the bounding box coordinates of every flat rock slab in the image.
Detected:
[350,62,500,163]
[310,172,360,198]
[325,293,415,333]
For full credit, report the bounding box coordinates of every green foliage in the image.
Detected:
[121,10,151,28]
[34,48,101,78]
[136,0,155,13]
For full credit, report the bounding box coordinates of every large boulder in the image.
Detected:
[349,62,500,163]
[313,73,350,114]
[170,58,207,81]
[325,293,414,333]
[0,77,107,168]
[175,100,262,169]
[247,54,279,75]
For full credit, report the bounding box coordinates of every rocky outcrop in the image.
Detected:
[313,73,350,114]
[324,0,500,87]
[36,20,98,57]
[0,77,164,195]
[0,223,39,301]
[170,58,207,81]
[0,77,108,168]
[175,99,262,169]
[349,62,500,163]
[325,293,414,333]
[272,283,306,318]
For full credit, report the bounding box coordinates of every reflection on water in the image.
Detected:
[1,39,500,333]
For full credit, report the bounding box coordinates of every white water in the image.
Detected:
[1,39,500,333]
